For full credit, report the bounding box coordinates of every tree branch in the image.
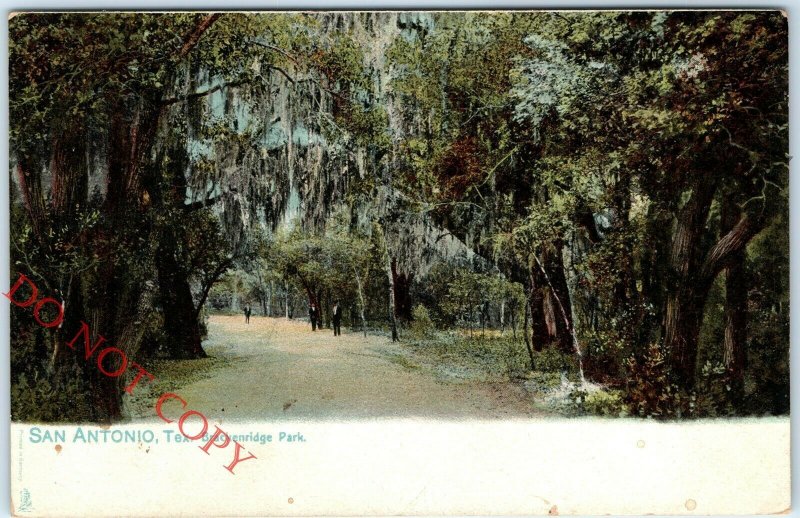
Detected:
[161,79,249,106]
[183,193,223,212]
[179,14,222,59]
[701,213,764,280]
[248,40,300,65]
[193,257,233,320]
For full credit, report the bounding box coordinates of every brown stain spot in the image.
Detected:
[548,505,558,515]
[98,423,111,430]
[685,499,697,511]
[636,440,645,448]
[288,498,294,504]
[54,444,62,454]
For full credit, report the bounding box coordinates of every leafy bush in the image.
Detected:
[11,359,97,423]
[583,389,628,417]
[409,304,435,339]
[524,371,563,390]
[693,361,735,417]
[625,343,680,418]
[534,346,573,373]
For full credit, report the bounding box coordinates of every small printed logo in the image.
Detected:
[18,488,32,512]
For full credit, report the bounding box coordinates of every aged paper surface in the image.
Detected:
[7,10,790,516]
[9,420,791,515]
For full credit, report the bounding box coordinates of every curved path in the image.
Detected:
[138,315,540,421]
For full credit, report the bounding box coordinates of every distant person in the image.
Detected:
[332,300,342,337]
[244,305,251,324]
[309,303,318,331]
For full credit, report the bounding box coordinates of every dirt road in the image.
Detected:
[134,315,540,421]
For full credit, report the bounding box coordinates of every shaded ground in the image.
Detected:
[129,315,543,421]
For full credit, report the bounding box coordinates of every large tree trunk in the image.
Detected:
[11,14,220,423]
[723,251,747,401]
[156,245,207,359]
[663,175,718,390]
[663,286,709,390]
[721,203,747,404]
[664,176,762,391]
[391,258,413,322]
[528,269,549,352]
[376,222,399,341]
[543,243,573,353]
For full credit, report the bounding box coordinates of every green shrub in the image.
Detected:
[409,304,435,339]
[534,346,574,373]
[625,343,681,418]
[11,360,96,423]
[525,371,563,391]
[693,360,736,417]
[583,389,628,417]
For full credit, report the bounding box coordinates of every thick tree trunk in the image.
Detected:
[391,258,413,322]
[663,286,709,390]
[640,204,672,345]
[543,244,573,353]
[721,203,747,404]
[664,176,762,391]
[92,368,124,423]
[723,251,747,401]
[528,269,549,352]
[376,222,399,341]
[156,245,206,359]
[663,176,718,390]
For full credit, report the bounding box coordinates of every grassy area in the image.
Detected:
[401,330,580,382]
[143,355,231,396]
[398,330,628,417]
[124,351,233,419]
[387,353,421,371]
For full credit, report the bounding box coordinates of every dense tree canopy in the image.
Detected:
[9,11,788,422]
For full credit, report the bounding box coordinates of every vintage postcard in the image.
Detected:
[7,10,789,516]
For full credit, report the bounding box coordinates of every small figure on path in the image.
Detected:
[244,305,251,324]
[309,303,318,331]
[332,300,342,337]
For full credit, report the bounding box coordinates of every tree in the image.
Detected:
[512,12,788,392]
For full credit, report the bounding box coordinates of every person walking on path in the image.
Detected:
[244,305,251,324]
[309,303,318,331]
[332,300,342,337]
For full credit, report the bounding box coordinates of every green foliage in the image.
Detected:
[406,333,531,382]
[409,304,435,339]
[9,12,789,421]
[535,347,574,374]
[625,344,681,418]
[582,389,628,417]
[439,268,524,330]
